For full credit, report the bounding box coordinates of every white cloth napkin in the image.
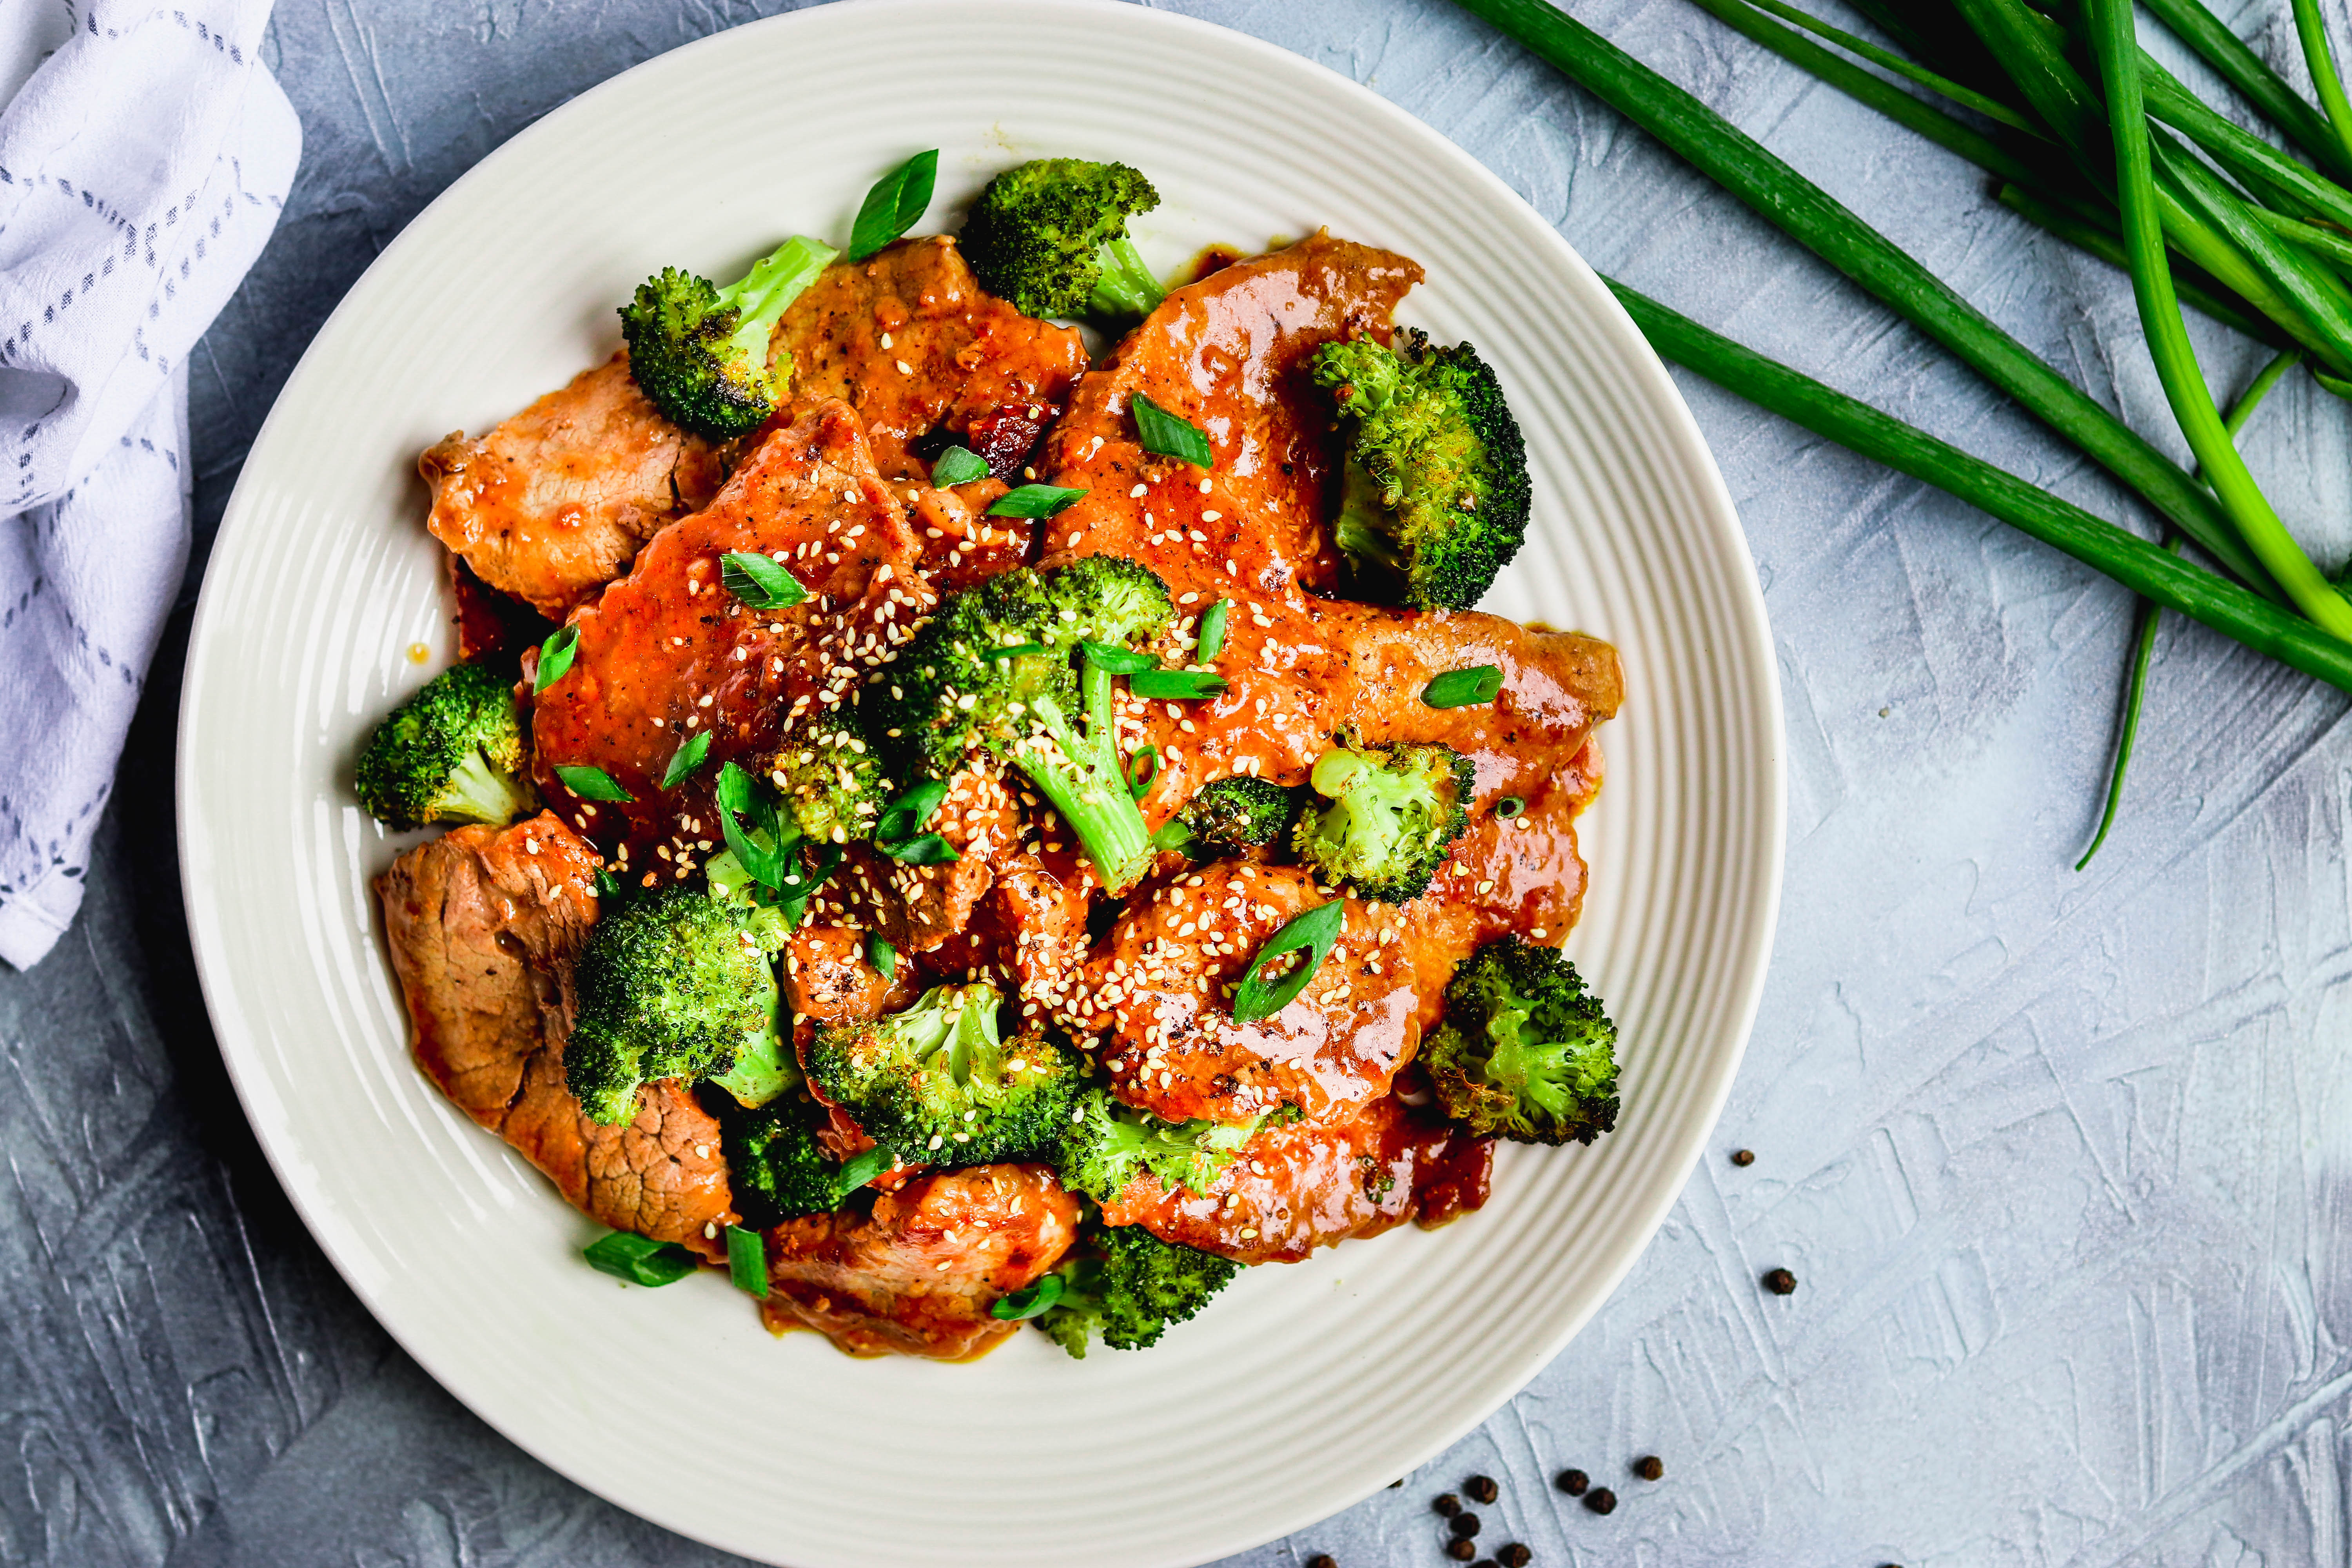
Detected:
[0,1,297,969]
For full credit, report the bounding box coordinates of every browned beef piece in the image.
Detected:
[421,353,727,619]
[761,1163,1079,1358]
[374,813,733,1260]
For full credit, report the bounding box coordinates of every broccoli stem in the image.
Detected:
[1016,658,1154,894]
[1087,237,1167,321]
[1330,459,1405,578]
[717,236,839,363]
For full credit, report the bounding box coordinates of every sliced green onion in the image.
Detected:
[988,484,1087,519]
[592,867,624,901]
[875,779,947,842]
[2085,0,2352,639]
[931,445,991,487]
[990,1272,1067,1321]
[1421,666,1503,708]
[1128,669,1227,700]
[583,1230,698,1287]
[660,730,712,790]
[1126,744,1160,800]
[1079,640,1156,674]
[867,932,897,980]
[720,551,807,610]
[534,625,580,693]
[775,842,843,928]
[1232,900,1346,1024]
[832,1145,893,1199]
[882,833,958,864]
[725,1223,769,1298]
[848,149,938,263]
[1495,796,1526,819]
[1132,391,1214,468]
[1196,600,1233,664]
[715,761,800,890]
[554,763,633,803]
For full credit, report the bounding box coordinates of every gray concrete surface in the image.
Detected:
[4,0,2347,1563]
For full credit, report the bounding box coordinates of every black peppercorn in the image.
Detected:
[1498,1546,1533,1568]
[1433,1493,1462,1518]
[1763,1267,1798,1295]
[1445,1541,1477,1563]
[1633,1455,1664,1481]
[1731,1148,1755,1166]
[1555,1468,1588,1495]
[1583,1487,1617,1515]
[1306,1557,1336,1568]
[1465,1474,1499,1504]
[1450,1512,1482,1538]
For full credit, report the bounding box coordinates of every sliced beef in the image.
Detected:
[421,353,727,618]
[761,1163,1079,1358]
[811,764,1019,954]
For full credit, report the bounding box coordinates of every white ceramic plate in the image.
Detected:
[178,3,1783,1563]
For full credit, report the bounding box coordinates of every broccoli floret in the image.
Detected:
[869,557,1173,894]
[1312,329,1531,610]
[722,1095,888,1227]
[1179,776,1301,854]
[759,713,890,846]
[619,234,837,440]
[1292,739,1472,903]
[1034,1223,1240,1357]
[354,662,537,831]
[806,982,1085,1164]
[962,158,1164,322]
[566,886,782,1125]
[1424,938,1619,1146]
[1057,1087,1256,1204]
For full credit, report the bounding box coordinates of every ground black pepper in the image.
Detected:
[1465,1474,1499,1504]
[1555,1468,1588,1496]
[1498,1546,1533,1568]
[1450,1512,1482,1538]
[1633,1455,1665,1481]
[1731,1148,1755,1166]
[1583,1487,1617,1515]
[1445,1540,1477,1562]
[1433,1493,1462,1518]
[1763,1267,1798,1295]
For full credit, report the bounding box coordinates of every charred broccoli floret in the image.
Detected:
[1057,1087,1256,1204]
[619,234,838,440]
[868,557,1173,893]
[759,713,890,846]
[961,158,1164,322]
[1425,938,1619,1145]
[566,886,784,1125]
[806,982,1085,1163]
[1312,329,1531,610]
[1178,776,1301,854]
[722,1095,893,1227]
[355,662,537,831]
[1292,739,1472,903]
[1033,1223,1240,1357]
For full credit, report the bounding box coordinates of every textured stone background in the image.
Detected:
[5,0,2349,1563]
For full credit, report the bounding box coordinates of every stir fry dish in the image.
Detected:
[366,151,1626,1361]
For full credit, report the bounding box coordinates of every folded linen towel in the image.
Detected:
[0,1,298,969]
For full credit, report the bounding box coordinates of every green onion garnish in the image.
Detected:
[1421,665,1503,708]
[715,761,801,891]
[1231,899,1345,1024]
[868,932,897,980]
[660,730,712,790]
[1495,795,1526,819]
[1129,669,1227,700]
[987,484,1087,519]
[725,1223,769,1298]
[775,841,843,929]
[1132,390,1214,468]
[583,1230,698,1287]
[592,867,624,901]
[875,779,948,842]
[881,833,958,864]
[986,641,1051,661]
[554,763,633,803]
[931,444,990,487]
[534,625,579,693]
[720,551,807,611]
[1196,599,1231,662]
[832,1145,893,1201]
[990,1271,1067,1321]
[1079,640,1156,673]
[848,149,938,263]
[1126,745,1159,800]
